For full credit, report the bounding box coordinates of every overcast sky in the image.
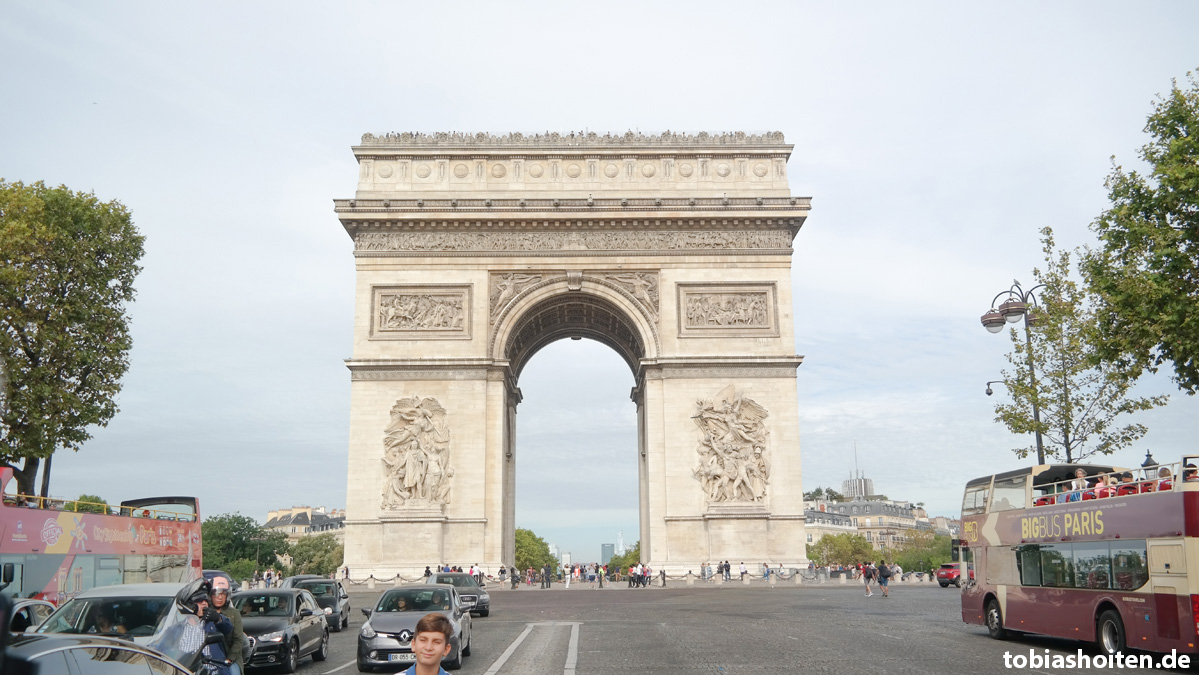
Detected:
[3,1,1197,565]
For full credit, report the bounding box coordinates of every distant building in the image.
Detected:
[601,543,615,563]
[842,472,875,499]
[263,506,346,544]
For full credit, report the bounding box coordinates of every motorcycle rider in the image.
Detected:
[187,585,234,675]
[211,577,246,675]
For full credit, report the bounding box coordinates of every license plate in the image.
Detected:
[388,653,416,662]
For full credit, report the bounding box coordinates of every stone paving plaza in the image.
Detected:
[290,581,1171,674]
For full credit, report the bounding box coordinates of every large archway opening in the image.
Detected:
[497,286,654,568]
[514,339,638,565]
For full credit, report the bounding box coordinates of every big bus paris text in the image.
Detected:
[959,458,1199,656]
[0,467,201,604]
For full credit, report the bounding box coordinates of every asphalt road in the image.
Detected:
[280,581,1185,674]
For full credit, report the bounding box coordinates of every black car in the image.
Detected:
[357,584,472,672]
[278,574,326,588]
[295,578,352,631]
[232,588,329,673]
[428,572,490,617]
[1,633,192,674]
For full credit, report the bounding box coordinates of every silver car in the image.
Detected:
[356,584,472,671]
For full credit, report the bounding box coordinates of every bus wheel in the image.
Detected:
[1097,609,1126,655]
[985,600,1007,640]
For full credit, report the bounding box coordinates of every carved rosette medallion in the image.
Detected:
[677,283,779,338]
[489,272,544,323]
[601,272,659,321]
[371,285,471,340]
[381,396,454,510]
[692,385,770,504]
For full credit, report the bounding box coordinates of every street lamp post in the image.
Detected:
[981,281,1047,465]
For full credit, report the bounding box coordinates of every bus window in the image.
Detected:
[1017,545,1042,586]
[1040,544,1075,587]
[962,485,990,516]
[989,476,1028,512]
[1073,541,1112,589]
[1111,543,1149,590]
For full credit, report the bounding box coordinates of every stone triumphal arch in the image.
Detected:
[336,131,810,576]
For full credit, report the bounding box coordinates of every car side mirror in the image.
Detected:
[2,563,14,584]
[299,608,313,617]
[361,608,371,618]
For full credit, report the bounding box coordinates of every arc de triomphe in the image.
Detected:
[336,131,810,576]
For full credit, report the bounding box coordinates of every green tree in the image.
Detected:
[994,228,1168,463]
[201,513,290,570]
[802,486,825,501]
[74,493,108,514]
[825,488,845,502]
[513,528,557,572]
[0,180,145,496]
[805,532,873,566]
[606,541,641,573]
[1084,70,1199,394]
[892,530,952,573]
[289,533,344,576]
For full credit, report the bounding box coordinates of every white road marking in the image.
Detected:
[323,659,357,674]
[877,634,903,641]
[786,636,798,640]
[484,622,536,675]
[564,622,580,675]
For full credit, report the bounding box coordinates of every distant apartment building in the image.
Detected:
[601,543,615,563]
[263,506,346,544]
[802,506,857,547]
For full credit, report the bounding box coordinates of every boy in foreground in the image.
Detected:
[404,613,456,675]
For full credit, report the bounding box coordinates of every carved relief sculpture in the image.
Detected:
[381,397,454,509]
[692,386,770,503]
[357,230,793,254]
[378,294,465,331]
[489,272,543,323]
[685,292,769,328]
[603,272,659,321]
[371,286,471,340]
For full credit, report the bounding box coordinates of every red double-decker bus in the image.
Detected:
[0,467,202,604]
[959,457,1199,656]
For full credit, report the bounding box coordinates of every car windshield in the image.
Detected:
[376,589,451,612]
[297,581,338,597]
[232,594,293,617]
[37,596,173,637]
[432,575,477,588]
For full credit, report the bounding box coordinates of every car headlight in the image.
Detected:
[260,630,286,643]
[360,624,377,639]
[324,607,333,615]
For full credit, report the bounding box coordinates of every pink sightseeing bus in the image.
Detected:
[959,457,1199,656]
[0,467,202,604]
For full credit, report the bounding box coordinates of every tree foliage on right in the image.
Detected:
[805,532,873,567]
[289,533,344,576]
[1084,70,1199,394]
[513,527,557,572]
[994,228,1167,463]
[201,513,290,571]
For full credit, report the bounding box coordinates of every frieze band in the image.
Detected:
[356,230,793,253]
